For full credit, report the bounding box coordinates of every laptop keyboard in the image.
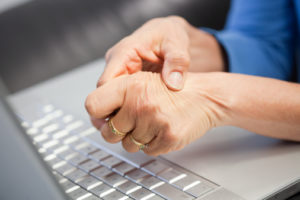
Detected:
[20,104,217,200]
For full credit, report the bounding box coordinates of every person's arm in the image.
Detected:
[198,72,300,141]
[85,71,300,156]
[212,0,296,80]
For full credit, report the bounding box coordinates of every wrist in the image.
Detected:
[186,72,234,128]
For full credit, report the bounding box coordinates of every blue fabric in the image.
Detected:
[213,0,300,82]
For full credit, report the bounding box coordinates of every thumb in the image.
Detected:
[85,75,127,119]
[162,50,190,91]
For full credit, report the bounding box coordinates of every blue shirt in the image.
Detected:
[213,0,300,82]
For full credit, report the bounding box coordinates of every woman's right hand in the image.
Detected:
[97,16,225,91]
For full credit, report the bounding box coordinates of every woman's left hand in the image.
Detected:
[85,72,228,156]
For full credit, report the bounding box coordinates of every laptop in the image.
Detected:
[1,58,300,200]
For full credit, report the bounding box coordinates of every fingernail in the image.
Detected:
[168,71,183,90]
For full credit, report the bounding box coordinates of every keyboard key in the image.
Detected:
[129,188,155,200]
[38,148,49,158]
[42,123,59,134]
[21,121,30,128]
[142,160,171,175]
[90,183,115,198]
[158,169,186,183]
[52,171,64,182]
[69,124,91,135]
[113,162,136,176]
[90,151,110,161]
[153,184,194,200]
[77,145,99,156]
[102,190,128,200]
[102,173,127,187]
[33,133,49,143]
[172,175,201,191]
[65,169,87,182]
[26,127,39,135]
[32,116,51,128]
[73,142,90,150]
[64,135,80,145]
[77,176,102,190]
[140,176,164,190]
[101,156,123,168]
[80,127,98,137]
[91,167,113,180]
[84,194,102,200]
[60,179,79,193]
[117,180,141,194]
[66,120,84,131]
[62,114,74,124]
[125,169,149,183]
[42,139,60,149]
[68,153,89,166]
[79,159,101,172]
[67,187,91,200]
[56,163,76,175]
[146,195,165,200]
[48,110,64,120]
[46,156,64,169]
[49,144,69,155]
[58,148,77,160]
[53,130,69,139]
[185,183,213,197]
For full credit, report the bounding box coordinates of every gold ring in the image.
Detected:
[108,118,126,137]
[130,135,148,151]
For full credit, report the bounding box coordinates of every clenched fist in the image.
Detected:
[86,72,227,156]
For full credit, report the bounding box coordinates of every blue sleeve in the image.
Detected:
[213,0,296,80]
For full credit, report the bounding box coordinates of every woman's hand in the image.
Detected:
[86,72,228,156]
[98,16,224,91]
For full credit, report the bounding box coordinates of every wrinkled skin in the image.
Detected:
[86,72,225,156]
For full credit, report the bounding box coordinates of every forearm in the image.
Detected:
[196,72,300,141]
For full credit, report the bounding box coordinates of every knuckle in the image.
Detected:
[104,48,113,61]
[122,139,136,153]
[166,15,186,24]
[96,79,103,88]
[101,129,120,144]
[162,129,178,144]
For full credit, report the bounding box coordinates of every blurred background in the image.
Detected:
[0,0,230,93]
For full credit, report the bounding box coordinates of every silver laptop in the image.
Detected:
[1,58,300,200]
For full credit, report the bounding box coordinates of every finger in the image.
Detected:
[85,75,127,119]
[90,117,106,130]
[98,44,162,87]
[101,105,136,143]
[122,117,157,153]
[143,127,177,156]
[161,41,190,91]
[97,52,141,87]
[143,136,173,157]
